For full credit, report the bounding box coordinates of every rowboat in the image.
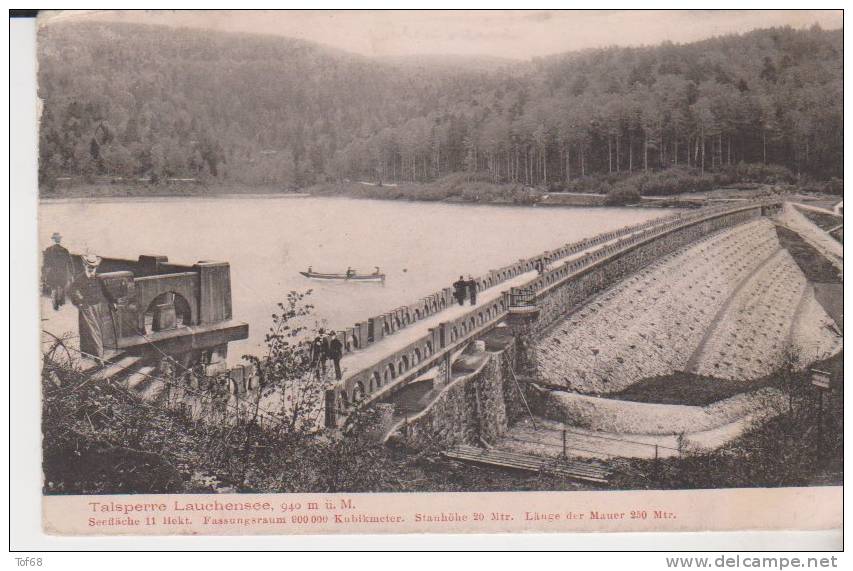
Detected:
[299,268,385,283]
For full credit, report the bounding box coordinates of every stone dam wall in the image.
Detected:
[389,340,523,450]
[330,201,781,427]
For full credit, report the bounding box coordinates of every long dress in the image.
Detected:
[68,274,116,359]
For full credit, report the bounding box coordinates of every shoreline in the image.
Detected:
[38,191,677,211]
[40,179,841,211]
[39,192,312,204]
[40,184,682,210]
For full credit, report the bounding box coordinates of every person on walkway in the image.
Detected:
[68,254,117,362]
[328,332,343,380]
[466,275,478,305]
[311,328,330,379]
[453,275,467,306]
[42,232,74,311]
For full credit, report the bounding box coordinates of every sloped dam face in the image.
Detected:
[537,218,840,394]
[529,217,840,455]
[393,211,841,459]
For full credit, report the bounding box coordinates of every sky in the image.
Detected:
[41,9,843,61]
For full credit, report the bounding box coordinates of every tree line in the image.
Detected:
[38,22,842,192]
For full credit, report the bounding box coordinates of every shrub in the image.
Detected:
[606,182,641,205]
[724,162,796,184]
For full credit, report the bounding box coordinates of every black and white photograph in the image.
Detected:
[22,8,843,538]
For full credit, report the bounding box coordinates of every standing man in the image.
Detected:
[453,275,467,306]
[311,328,330,379]
[42,232,74,311]
[466,275,478,305]
[68,254,116,362]
[328,332,343,380]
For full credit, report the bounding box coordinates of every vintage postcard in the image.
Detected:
[33,9,842,538]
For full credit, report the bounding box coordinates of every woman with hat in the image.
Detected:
[68,253,117,362]
[42,232,73,311]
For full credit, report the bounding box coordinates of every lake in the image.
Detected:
[39,195,668,358]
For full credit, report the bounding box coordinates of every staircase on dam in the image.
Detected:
[43,330,262,425]
[64,348,174,405]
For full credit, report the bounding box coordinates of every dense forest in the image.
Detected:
[37,21,842,192]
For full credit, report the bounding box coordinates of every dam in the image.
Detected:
[320,199,840,463]
[324,203,774,413]
[43,199,841,457]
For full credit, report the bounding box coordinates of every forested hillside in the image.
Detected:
[37,21,842,192]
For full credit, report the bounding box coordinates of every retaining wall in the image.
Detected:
[390,342,519,449]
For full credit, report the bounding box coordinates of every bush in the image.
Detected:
[723,162,796,184]
[564,173,624,195]
[801,177,843,196]
[606,182,641,205]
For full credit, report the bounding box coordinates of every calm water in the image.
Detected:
[40,195,667,357]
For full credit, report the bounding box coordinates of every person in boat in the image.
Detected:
[466,275,478,305]
[372,266,381,276]
[346,267,355,279]
[310,328,330,380]
[328,331,343,381]
[452,276,467,306]
[68,253,117,362]
[42,232,74,311]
